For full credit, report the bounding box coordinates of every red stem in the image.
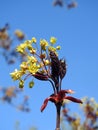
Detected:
[55,103,61,130]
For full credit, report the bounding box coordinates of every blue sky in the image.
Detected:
[0,0,98,130]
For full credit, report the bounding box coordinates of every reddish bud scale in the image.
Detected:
[33,72,49,81]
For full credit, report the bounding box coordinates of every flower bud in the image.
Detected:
[29,81,34,88]
[19,80,24,88]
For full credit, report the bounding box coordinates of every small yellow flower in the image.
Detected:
[28,63,39,74]
[50,37,57,44]
[10,69,24,80]
[44,59,50,65]
[20,62,28,70]
[31,37,37,43]
[25,40,32,45]
[27,56,37,63]
[56,46,61,50]
[14,30,25,40]
[29,81,34,88]
[19,80,24,88]
[30,48,36,54]
[48,46,56,52]
[27,44,33,50]
[16,43,27,54]
[40,39,48,50]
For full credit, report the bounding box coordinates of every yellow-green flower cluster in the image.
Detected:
[10,56,40,80]
[10,69,25,81]
[31,37,37,43]
[28,63,40,74]
[40,39,48,50]
[80,97,98,118]
[16,43,27,54]
[10,37,61,88]
[16,37,61,55]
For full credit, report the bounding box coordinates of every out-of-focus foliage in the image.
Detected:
[61,97,98,130]
[0,23,26,64]
[0,86,30,112]
[52,0,77,9]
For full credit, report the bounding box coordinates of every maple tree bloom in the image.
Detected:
[30,48,36,54]
[50,37,57,44]
[19,80,24,88]
[44,59,50,66]
[29,81,34,88]
[56,46,61,50]
[10,69,25,81]
[20,62,28,70]
[27,56,37,64]
[28,63,40,75]
[40,39,48,50]
[10,37,64,88]
[48,46,56,52]
[31,37,37,43]
[25,40,32,45]
[41,90,83,112]
[27,44,33,51]
[14,29,25,40]
[16,43,27,54]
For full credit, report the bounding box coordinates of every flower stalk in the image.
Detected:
[55,103,62,130]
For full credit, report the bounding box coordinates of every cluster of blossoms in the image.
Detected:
[61,97,98,130]
[10,37,82,112]
[80,97,98,130]
[0,23,11,50]
[10,37,61,89]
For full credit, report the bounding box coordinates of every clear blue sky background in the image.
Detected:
[0,0,98,130]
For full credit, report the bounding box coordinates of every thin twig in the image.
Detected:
[48,79,56,94]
